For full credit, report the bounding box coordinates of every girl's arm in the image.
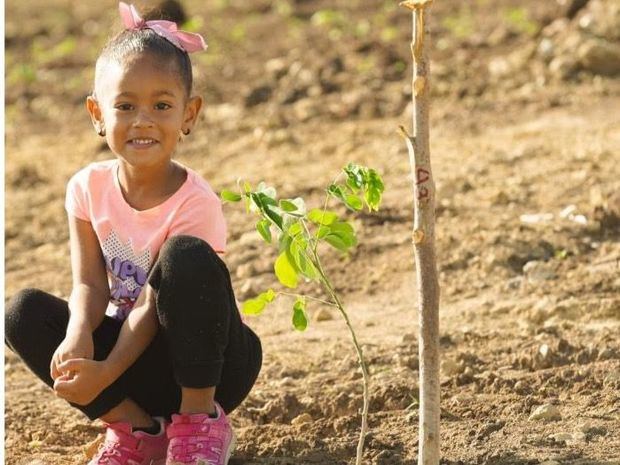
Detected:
[67,215,110,332]
[51,215,109,380]
[104,282,159,381]
[54,281,159,406]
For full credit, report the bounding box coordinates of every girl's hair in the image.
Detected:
[95,28,193,96]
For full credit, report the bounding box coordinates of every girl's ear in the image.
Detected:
[86,96,105,134]
[182,96,203,133]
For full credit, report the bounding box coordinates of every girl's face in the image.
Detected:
[87,53,201,170]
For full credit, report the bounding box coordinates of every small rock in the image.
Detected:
[569,431,587,444]
[235,263,255,279]
[538,461,561,465]
[577,38,620,75]
[550,432,573,442]
[549,56,578,80]
[529,404,562,421]
[523,260,557,283]
[238,230,262,247]
[314,308,333,322]
[579,424,607,437]
[244,84,273,107]
[291,413,313,426]
[441,359,462,377]
[537,38,555,62]
[506,277,524,290]
[603,369,620,386]
[265,57,288,80]
[293,98,322,122]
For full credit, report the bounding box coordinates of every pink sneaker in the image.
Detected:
[88,417,168,465]
[166,403,236,465]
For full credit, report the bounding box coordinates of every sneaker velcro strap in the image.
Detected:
[167,423,211,438]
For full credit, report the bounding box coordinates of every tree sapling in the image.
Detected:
[221,163,384,465]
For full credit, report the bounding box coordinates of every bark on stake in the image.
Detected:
[399,1,441,465]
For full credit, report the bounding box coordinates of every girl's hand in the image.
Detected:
[50,329,94,381]
[53,358,113,406]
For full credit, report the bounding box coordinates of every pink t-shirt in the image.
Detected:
[65,159,227,320]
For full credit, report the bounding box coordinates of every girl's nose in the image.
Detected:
[133,109,154,127]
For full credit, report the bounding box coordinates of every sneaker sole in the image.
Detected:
[223,430,237,464]
[164,431,236,465]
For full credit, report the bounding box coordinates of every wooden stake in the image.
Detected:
[399,1,440,464]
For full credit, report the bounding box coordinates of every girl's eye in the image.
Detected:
[115,103,133,111]
[155,102,172,110]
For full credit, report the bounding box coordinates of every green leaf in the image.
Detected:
[363,169,385,211]
[324,233,351,252]
[279,199,298,212]
[292,297,308,331]
[261,288,276,302]
[315,224,331,239]
[322,221,357,252]
[256,219,272,243]
[289,197,306,215]
[242,298,266,315]
[329,222,357,246]
[241,288,276,315]
[259,193,278,207]
[344,163,364,191]
[327,184,346,202]
[307,209,338,225]
[220,189,242,202]
[344,194,363,211]
[274,251,298,288]
[298,252,319,280]
[264,206,283,229]
[287,221,304,237]
[288,236,318,280]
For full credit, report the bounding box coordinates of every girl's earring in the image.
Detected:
[97,126,106,137]
[182,128,191,136]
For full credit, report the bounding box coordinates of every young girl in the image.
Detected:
[4,3,262,465]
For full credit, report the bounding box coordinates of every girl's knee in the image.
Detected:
[156,235,223,279]
[5,288,49,344]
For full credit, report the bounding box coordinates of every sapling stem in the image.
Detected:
[313,254,370,465]
[399,1,441,465]
[223,163,384,465]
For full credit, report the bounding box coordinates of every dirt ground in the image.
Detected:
[5,0,620,464]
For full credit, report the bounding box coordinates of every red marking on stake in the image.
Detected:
[418,186,429,200]
[416,168,430,185]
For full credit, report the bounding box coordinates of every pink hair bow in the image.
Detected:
[119,2,207,53]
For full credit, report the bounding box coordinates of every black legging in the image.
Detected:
[5,235,262,420]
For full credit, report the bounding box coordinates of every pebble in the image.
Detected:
[577,38,620,76]
[550,432,573,442]
[529,404,562,422]
[604,369,620,386]
[441,358,462,377]
[523,260,557,283]
[314,308,333,322]
[235,262,255,279]
[291,413,313,426]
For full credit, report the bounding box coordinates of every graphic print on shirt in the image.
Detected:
[101,230,152,320]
